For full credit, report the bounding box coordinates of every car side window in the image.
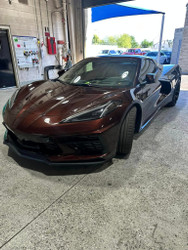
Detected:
[110,50,116,54]
[139,59,156,82]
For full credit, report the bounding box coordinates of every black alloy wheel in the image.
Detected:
[117,107,137,157]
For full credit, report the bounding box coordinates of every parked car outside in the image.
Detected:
[3,56,181,166]
[141,49,151,55]
[117,50,124,55]
[98,49,119,56]
[122,48,146,55]
[161,50,172,64]
[146,51,168,64]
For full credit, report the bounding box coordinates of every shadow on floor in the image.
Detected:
[133,103,181,140]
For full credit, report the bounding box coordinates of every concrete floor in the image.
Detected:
[0,77,187,250]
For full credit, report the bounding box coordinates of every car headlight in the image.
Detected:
[8,88,20,109]
[60,101,122,123]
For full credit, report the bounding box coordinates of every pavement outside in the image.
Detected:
[0,77,187,250]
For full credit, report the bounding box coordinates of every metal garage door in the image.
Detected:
[0,29,16,88]
[82,0,132,8]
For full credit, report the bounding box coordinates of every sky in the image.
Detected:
[90,0,188,44]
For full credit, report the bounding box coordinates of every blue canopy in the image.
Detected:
[92,4,164,22]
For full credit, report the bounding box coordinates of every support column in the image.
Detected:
[67,0,85,63]
[179,3,188,73]
[157,13,165,63]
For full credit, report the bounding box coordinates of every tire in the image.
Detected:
[166,80,181,107]
[117,107,137,156]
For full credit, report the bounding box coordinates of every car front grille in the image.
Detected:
[7,130,104,156]
[68,140,103,155]
[8,130,62,156]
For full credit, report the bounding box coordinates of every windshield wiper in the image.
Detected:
[73,78,108,86]
[73,82,101,88]
[73,83,94,87]
[88,77,108,82]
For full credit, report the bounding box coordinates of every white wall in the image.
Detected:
[171,28,183,64]
[0,0,66,85]
[179,4,188,73]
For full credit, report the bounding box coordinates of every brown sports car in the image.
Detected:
[3,56,181,165]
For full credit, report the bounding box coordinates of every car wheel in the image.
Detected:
[117,107,137,156]
[166,80,181,107]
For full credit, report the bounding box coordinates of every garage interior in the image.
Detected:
[0,0,188,249]
[0,0,87,88]
[0,78,187,249]
[0,0,132,88]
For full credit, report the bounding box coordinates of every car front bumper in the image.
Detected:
[3,123,120,166]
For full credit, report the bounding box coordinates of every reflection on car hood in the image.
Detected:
[6,80,126,129]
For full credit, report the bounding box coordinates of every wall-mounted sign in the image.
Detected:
[13,36,39,68]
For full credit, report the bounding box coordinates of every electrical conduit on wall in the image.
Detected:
[52,0,66,66]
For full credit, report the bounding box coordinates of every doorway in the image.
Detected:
[0,28,17,88]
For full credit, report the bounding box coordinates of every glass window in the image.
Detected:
[59,57,139,88]
[163,52,171,56]
[139,59,156,81]
[147,52,157,57]
[86,62,93,72]
[109,50,116,54]
[101,50,109,54]
[128,49,135,53]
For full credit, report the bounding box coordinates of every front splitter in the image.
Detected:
[4,140,110,167]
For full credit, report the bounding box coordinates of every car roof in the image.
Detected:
[147,51,166,53]
[83,56,159,67]
[97,55,144,59]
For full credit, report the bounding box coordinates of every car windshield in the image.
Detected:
[163,51,171,56]
[128,49,135,53]
[58,58,139,88]
[147,52,158,56]
[100,50,109,54]
[109,50,117,54]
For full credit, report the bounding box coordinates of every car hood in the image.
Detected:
[6,80,127,129]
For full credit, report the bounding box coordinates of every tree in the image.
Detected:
[140,39,153,48]
[117,34,131,48]
[106,36,117,45]
[92,34,101,44]
[130,36,139,48]
[99,39,106,45]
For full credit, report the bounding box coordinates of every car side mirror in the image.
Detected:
[58,69,65,77]
[146,73,155,84]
